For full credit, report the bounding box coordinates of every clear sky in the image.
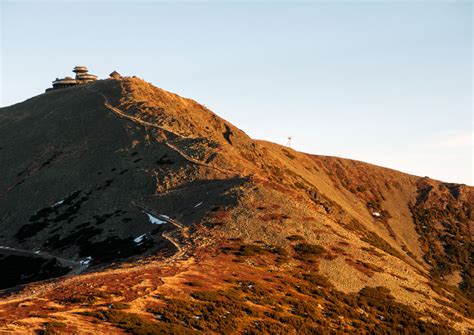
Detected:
[1,1,472,185]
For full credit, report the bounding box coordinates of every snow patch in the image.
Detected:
[133,234,147,244]
[53,200,65,207]
[194,202,203,208]
[80,256,92,266]
[372,212,382,218]
[145,212,167,225]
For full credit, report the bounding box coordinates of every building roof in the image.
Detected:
[109,71,122,79]
[73,66,88,73]
[53,77,77,85]
[49,66,97,90]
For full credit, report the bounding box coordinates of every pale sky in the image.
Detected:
[1,1,472,185]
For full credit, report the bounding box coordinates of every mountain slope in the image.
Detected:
[0,77,472,334]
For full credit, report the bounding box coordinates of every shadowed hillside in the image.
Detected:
[0,77,472,334]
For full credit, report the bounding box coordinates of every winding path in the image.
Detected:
[0,246,81,270]
[86,85,232,175]
[132,203,192,262]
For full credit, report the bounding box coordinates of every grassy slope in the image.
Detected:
[0,77,472,334]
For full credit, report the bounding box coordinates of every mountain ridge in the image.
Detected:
[0,76,472,334]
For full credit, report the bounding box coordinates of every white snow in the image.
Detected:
[372,212,382,217]
[133,234,147,244]
[80,256,92,266]
[53,200,65,207]
[145,212,167,225]
[159,214,170,220]
[194,202,203,208]
[34,250,41,254]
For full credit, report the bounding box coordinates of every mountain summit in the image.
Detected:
[0,76,472,334]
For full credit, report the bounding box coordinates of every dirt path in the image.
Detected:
[132,203,192,263]
[0,209,192,303]
[0,246,85,276]
[162,217,192,261]
[86,85,233,176]
[0,248,193,304]
[0,84,209,303]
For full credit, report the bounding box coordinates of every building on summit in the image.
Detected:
[73,66,97,83]
[50,77,77,90]
[109,71,122,80]
[46,66,98,92]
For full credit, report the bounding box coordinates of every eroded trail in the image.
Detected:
[133,203,193,263]
[0,244,193,303]
[86,85,233,176]
[0,246,87,295]
[0,246,79,268]
[0,212,193,302]
[162,217,192,261]
[0,85,202,301]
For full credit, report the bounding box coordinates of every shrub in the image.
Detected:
[236,244,263,256]
[44,321,66,328]
[294,243,326,256]
[286,234,304,242]
[282,149,296,160]
[109,302,130,310]
[361,232,402,259]
[295,273,330,287]
[184,281,202,287]
[66,295,96,305]
[81,310,195,335]
[269,246,288,257]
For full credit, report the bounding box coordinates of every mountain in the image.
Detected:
[0,77,472,334]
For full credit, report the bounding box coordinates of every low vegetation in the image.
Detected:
[293,243,326,261]
[78,268,456,335]
[410,180,473,300]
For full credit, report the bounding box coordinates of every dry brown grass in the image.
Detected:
[1,77,473,334]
